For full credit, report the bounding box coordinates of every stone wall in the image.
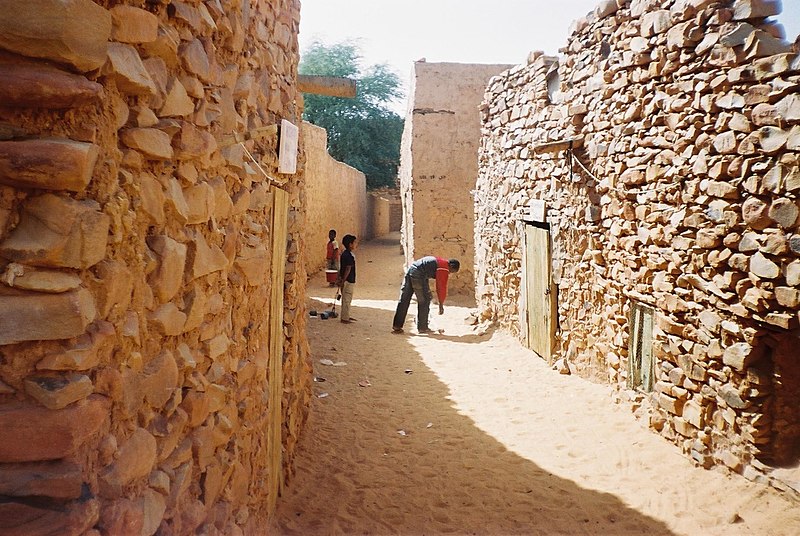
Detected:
[301,121,367,274]
[0,0,313,533]
[400,61,512,295]
[476,0,800,485]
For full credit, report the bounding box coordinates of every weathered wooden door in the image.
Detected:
[267,186,289,514]
[523,224,555,361]
[628,302,654,391]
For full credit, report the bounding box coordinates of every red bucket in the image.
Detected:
[325,270,338,284]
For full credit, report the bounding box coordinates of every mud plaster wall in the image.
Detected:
[399,61,512,294]
[302,121,367,275]
[0,0,313,533]
[367,193,397,239]
[476,0,800,484]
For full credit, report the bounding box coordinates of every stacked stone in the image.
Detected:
[0,0,312,534]
[476,0,800,483]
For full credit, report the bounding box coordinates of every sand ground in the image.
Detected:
[270,233,800,535]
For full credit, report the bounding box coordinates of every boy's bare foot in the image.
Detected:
[391,327,404,334]
[340,319,353,324]
[418,328,433,334]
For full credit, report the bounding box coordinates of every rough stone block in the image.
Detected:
[110,5,159,44]
[0,499,99,536]
[1,263,82,293]
[0,61,103,109]
[99,427,157,497]
[159,78,195,117]
[173,122,217,160]
[121,128,173,160]
[0,288,96,345]
[24,374,93,410]
[234,245,269,286]
[147,235,187,302]
[92,260,134,318]
[0,193,109,269]
[0,0,111,71]
[187,231,228,280]
[0,395,109,462]
[0,460,83,499]
[0,139,98,192]
[98,498,144,536]
[141,349,179,408]
[149,302,186,336]
[732,0,781,21]
[180,39,211,83]
[184,182,215,224]
[104,43,157,96]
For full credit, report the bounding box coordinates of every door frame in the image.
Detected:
[521,221,556,361]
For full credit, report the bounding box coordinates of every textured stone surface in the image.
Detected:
[104,43,157,96]
[109,5,158,44]
[0,139,98,192]
[0,288,96,345]
[0,0,111,71]
[0,263,82,293]
[24,374,94,410]
[99,427,157,497]
[120,128,174,160]
[0,0,312,531]
[474,0,800,478]
[0,500,99,536]
[0,460,84,499]
[0,194,109,269]
[0,61,103,108]
[147,235,187,302]
[0,396,109,462]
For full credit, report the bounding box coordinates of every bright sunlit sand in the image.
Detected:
[272,233,800,535]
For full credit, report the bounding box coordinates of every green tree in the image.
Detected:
[300,40,404,189]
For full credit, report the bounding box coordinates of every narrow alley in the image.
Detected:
[270,234,800,535]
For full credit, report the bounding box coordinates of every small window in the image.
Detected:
[628,302,654,391]
[546,66,560,104]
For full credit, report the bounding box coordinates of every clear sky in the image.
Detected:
[298,0,800,112]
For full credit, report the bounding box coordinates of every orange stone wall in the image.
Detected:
[0,0,312,533]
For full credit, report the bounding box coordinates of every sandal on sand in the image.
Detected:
[418,328,433,334]
[391,328,404,334]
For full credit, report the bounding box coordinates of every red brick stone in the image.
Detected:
[0,499,98,536]
[0,395,109,462]
[0,460,84,499]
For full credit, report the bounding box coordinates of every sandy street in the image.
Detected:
[270,234,800,535]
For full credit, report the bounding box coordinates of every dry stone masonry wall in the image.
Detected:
[0,0,313,533]
[476,0,800,488]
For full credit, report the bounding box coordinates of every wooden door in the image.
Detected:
[627,302,654,391]
[266,186,289,514]
[523,224,555,361]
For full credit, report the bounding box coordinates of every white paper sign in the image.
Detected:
[278,119,298,174]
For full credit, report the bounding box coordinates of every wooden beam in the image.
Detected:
[298,75,356,98]
[531,136,584,155]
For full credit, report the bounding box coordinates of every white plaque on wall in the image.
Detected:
[278,119,298,174]
[527,199,546,222]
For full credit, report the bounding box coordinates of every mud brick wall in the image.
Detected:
[0,0,313,533]
[476,0,800,484]
[399,61,513,295]
[301,121,367,275]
